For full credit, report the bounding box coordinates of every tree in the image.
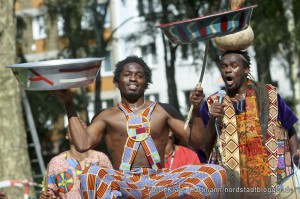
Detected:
[45,0,111,115]
[132,0,220,114]
[248,0,300,133]
[126,0,300,134]
[0,0,35,198]
[250,0,288,84]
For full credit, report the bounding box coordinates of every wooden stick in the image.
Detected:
[184,40,210,130]
[44,164,49,191]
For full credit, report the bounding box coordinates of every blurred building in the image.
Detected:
[14,0,228,144]
[15,0,119,117]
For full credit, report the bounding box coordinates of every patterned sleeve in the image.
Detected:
[98,152,113,168]
[45,160,59,197]
[277,93,298,131]
[200,101,210,127]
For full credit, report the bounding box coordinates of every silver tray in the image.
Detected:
[6,58,105,90]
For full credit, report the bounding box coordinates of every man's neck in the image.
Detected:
[228,80,248,98]
[121,97,147,111]
[165,141,175,157]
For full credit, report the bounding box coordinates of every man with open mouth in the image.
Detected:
[198,50,299,198]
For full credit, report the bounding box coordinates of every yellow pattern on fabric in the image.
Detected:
[237,85,271,188]
[208,80,293,191]
[208,94,240,187]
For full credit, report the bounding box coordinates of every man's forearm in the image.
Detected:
[65,103,92,152]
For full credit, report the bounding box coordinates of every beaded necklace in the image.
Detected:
[164,144,176,170]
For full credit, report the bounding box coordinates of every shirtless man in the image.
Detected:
[54,55,226,198]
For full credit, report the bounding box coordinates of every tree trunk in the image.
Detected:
[282,0,300,134]
[0,0,35,198]
[161,0,180,113]
[253,46,273,84]
[167,42,180,111]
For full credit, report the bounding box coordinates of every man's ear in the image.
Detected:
[245,66,250,76]
[168,130,173,138]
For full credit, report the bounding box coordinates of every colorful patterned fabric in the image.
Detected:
[118,102,162,170]
[80,101,227,198]
[265,84,292,185]
[234,83,271,188]
[200,92,298,132]
[80,164,227,199]
[165,146,201,170]
[43,150,112,199]
[209,90,241,187]
[205,80,293,189]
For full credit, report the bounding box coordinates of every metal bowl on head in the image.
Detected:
[156,5,257,45]
[6,57,105,91]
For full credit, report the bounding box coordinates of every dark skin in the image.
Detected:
[204,52,299,164]
[53,62,205,169]
[0,191,8,199]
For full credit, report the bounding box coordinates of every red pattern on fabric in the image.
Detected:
[136,127,147,134]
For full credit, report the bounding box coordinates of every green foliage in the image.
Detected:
[251,0,289,53]
[44,0,100,58]
[16,0,110,139]
[25,90,88,137]
[129,0,225,111]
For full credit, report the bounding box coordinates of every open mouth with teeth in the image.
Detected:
[128,84,139,90]
[225,76,234,86]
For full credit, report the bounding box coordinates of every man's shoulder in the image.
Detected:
[157,102,174,109]
[156,102,183,118]
[48,152,67,166]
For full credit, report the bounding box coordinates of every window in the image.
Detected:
[102,99,114,109]
[32,15,47,40]
[101,51,113,76]
[81,7,94,30]
[57,15,65,36]
[145,93,159,101]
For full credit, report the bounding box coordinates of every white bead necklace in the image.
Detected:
[121,98,146,111]
[131,99,146,111]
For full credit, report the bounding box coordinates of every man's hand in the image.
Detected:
[293,149,300,166]
[209,102,225,126]
[39,190,56,199]
[189,84,205,110]
[49,89,73,105]
[0,191,8,199]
